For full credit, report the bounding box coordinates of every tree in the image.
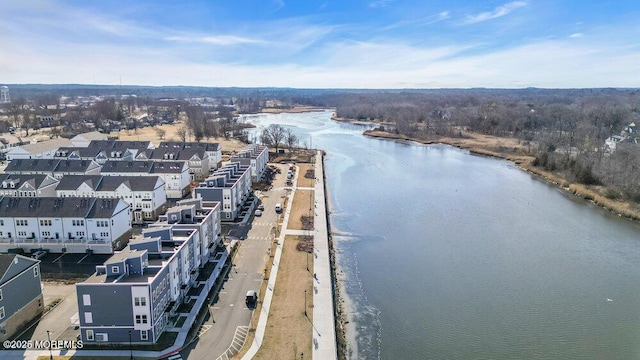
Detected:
[176,126,188,142]
[155,128,166,141]
[261,124,286,153]
[284,128,298,151]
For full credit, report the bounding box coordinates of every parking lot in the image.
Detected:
[38,252,112,280]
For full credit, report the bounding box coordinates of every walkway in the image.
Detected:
[311,150,338,360]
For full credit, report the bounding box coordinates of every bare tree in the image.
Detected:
[261,124,286,153]
[176,126,188,142]
[284,128,298,151]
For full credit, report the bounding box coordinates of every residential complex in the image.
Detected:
[0,254,43,341]
[75,199,222,344]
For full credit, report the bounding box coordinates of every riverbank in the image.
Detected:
[261,106,333,114]
[363,129,640,222]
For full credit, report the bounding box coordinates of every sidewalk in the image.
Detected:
[311,150,338,360]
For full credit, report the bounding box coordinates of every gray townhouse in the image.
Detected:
[0,254,43,341]
[76,199,221,344]
[86,140,154,163]
[193,161,251,220]
[230,144,269,182]
[0,197,132,254]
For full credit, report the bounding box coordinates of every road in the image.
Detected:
[178,163,290,360]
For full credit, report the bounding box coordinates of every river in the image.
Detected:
[244,110,640,360]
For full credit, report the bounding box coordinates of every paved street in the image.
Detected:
[178,163,290,360]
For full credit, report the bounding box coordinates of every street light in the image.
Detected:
[128,330,133,360]
[304,289,308,317]
[46,330,53,360]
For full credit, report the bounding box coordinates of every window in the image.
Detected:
[0,307,4,320]
[83,294,91,306]
[0,220,4,226]
[134,297,147,306]
[42,231,51,237]
[72,219,85,227]
[34,267,39,277]
[40,220,52,226]
[77,231,85,237]
[111,266,119,273]
[140,330,148,340]
[16,219,28,226]
[84,312,93,324]
[135,314,148,324]
[17,231,27,237]
[86,330,94,341]
[100,232,109,237]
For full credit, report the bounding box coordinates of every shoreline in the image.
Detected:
[362,129,640,222]
[321,152,352,360]
[260,106,333,114]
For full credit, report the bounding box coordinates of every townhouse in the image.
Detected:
[100,161,190,199]
[150,146,210,182]
[230,144,269,182]
[75,199,222,344]
[0,174,59,197]
[4,159,102,179]
[0,197,131,254]
[158,142,222,171]
[0,254,43,341]
[86,140,154,163]
[5,138,72,161]
[193,161,252,220]
[55,175,167,223]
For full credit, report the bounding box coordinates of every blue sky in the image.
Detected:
[1,0,639,88]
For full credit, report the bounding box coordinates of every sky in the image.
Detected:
[1,0,640,88]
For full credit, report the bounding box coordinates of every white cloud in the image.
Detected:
[369,0,395,8]
[438,11,451,20]
[569,33,584,38]
[462,1,527,25]
[164,35,265,46]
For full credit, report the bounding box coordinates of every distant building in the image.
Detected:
[0,86,9,104]
[0,254,43,341]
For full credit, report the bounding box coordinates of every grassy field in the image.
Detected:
[288,190,314,231]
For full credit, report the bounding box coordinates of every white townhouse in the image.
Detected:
[0,174,59,197]
[150,147,210,182]
[100,161,190,199]
[157,142,221,172]
[0,197,131,254]
[5,138,72,161]
[55,175,167,223]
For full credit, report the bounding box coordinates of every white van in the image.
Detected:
[275,203,282,213]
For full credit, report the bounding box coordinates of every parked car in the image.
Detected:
[275,203,282,213]
[246,290,258,307]
[258,204,265,211]
[255,209,263,216]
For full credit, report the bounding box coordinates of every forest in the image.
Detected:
[2,86,639,203]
